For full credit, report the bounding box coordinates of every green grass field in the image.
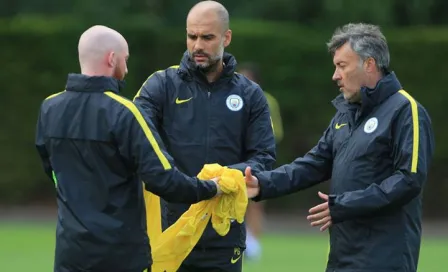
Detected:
[0,222,446,272]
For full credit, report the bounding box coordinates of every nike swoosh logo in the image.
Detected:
[175,97,192,104]
[335,123,347,129]
[231,255,242,264]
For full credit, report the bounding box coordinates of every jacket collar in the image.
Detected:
[65,73,125,94]
[332,71,402,114]
[178,51,237,84]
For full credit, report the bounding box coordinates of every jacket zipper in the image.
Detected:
[337,110,357,154]
[205,89,211,163]
[337,124,353,154]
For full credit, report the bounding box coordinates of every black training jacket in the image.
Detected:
[134,52,276,249]
[254,72,435,272]
[35,74,217,271]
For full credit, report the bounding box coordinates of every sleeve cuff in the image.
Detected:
[251,171,271,202]
[328,194,343,224]
[328,194,336,206]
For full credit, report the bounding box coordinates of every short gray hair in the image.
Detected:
[188,1,229,32]
[327,23,390,73]
[214,4,229,31]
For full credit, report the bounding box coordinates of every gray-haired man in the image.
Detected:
[244,23,435,272]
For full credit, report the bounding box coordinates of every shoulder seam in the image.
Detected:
[133,65,178,101]
[44,90,66,101]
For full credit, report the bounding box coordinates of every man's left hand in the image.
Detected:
[307,191,333,232]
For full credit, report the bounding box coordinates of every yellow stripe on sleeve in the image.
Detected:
[105,91,172,170]
[398,90,419,173]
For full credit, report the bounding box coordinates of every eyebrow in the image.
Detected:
[188,33,215,39]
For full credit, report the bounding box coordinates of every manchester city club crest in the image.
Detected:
[364,117,378,133]
[226,94,244,111]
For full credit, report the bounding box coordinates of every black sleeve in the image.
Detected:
[35,106,54,182]
[253,118,335,201]
[109,93,218,204]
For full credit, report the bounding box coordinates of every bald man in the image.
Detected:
[134,1,276,271]
[35,25,220,272]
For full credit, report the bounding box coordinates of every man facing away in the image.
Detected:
[35,25,221,272]
[134,1,276,271]
[244,23,435,272]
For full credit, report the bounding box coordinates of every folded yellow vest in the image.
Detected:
[145,163,248,272]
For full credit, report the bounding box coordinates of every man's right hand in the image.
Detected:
[211,177,222,196]
[244,166,260,198]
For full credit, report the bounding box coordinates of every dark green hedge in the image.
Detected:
[1,17,446,216]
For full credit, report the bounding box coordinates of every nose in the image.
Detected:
[332,69,341,81]
[193,38,204,52]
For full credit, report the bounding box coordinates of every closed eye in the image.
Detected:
[201,34,214,40]
[335,61,347,68]
[187,33,215,41]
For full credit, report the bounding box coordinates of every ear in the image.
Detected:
[107,51,116,68]
[364,57,376,73]
[223,29,232,48]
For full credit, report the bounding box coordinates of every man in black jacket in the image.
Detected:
[35,25,220,272]
[133,1,276,271]
[245,23,435,272]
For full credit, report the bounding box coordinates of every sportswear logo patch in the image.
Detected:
[335,123,347,129]
[226,94,243,111]
[175,97,192,104]
[364,117,378,133]
[230,247,242,264]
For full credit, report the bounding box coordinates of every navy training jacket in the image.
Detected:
[35,74,217,272]
[254,72,435,272]
[134,52,276,250]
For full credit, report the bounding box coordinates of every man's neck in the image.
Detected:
[365,72,384,89]
[80,67,111,77]
[205,60,224,83]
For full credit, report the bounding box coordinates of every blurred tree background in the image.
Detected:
[1,0,446,218]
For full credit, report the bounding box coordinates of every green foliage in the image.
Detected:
[1,17,445,215]
[3,0,448,26]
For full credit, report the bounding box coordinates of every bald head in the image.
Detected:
[187,1,229,32]
[78,25,128,76]
[185,1,232,80]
